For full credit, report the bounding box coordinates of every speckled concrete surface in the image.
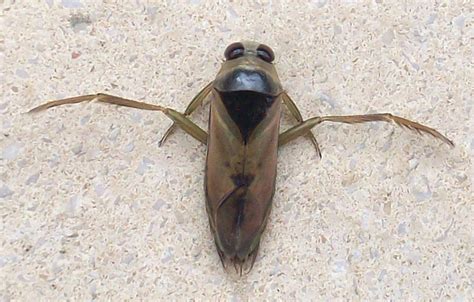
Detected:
[1,0,472,300]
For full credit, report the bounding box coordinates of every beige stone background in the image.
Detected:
[1,0,472,300]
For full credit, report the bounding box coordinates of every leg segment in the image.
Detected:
[282,93,322,157]
[279,113,454,148]
[159,81,213,146]
[29,93,208,144]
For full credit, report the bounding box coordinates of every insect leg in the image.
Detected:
[29,93,208,144]
[279,113,454,148]
[282,93,321,158]
[159,81,213,146]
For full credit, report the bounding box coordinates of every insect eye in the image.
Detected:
[224,42,245,60]
[256,44,274,63]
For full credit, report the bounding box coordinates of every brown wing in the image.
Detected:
[205,89,282,263]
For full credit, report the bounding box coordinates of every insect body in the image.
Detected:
[206,42,283,271]
[29,41,453,273]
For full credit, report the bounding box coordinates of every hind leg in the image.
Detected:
[29,93,208,144]
[279,113,453,148]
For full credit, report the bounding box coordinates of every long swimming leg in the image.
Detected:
[279,113,453,148]
[29,93,208,144]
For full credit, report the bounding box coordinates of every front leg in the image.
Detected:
[29,93,208,145]
[279,113,454,152]
[159,81,213,146]
[281,93,322,158]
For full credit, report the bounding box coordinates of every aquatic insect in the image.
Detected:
[29,41,454,273]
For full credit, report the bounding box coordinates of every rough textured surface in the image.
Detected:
[1,1,472,300]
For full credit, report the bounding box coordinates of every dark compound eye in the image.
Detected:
[224,42,245,60]
[256,44,274,63]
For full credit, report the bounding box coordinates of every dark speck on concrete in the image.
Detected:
[69,13,92,32]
